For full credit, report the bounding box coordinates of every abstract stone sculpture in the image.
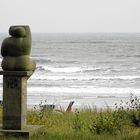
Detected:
[1,25,36,71]
[0,26,41,138]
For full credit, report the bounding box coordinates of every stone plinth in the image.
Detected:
[0,125,43,138]
[0,71,33,130]
[0,71,43,138]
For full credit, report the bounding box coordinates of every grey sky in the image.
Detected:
[0,0,140,32]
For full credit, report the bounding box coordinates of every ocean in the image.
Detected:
[0,32,140,109]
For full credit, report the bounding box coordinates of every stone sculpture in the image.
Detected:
[0,26,41,138]
[1,25,36,71]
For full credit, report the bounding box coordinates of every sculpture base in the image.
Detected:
[0,71,34,130]
[0,125,44,138]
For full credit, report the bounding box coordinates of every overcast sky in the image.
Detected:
[0,0,140,33]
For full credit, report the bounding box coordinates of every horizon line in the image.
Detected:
[0,31,140,34]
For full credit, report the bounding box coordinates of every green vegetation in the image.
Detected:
[1,94,140,139]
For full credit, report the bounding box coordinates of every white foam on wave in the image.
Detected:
[38,65,82,73]
[37,65,103,73]
[47,66,82,73]
[31,75,140,81]
[27,86,140,97]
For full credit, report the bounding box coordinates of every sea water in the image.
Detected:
[0,33,140,109]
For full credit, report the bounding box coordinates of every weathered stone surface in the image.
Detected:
[0,125,44,138]
[0,71,44,138]
[0,71,33,130]
[1,25,36,71]
[0,71,34,76]
[0,26,41,138]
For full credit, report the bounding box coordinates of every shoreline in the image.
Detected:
[27,96,132,111]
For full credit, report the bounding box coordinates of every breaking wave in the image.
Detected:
[27,86,140,97]
[36,65,110,73]
[31,75,140,81]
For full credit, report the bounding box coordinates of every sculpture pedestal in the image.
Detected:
[0,125,43,138]
[0,71,43,138]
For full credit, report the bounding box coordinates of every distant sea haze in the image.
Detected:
[0,33,140,109]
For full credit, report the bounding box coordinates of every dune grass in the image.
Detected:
[1,94,140,139]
